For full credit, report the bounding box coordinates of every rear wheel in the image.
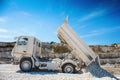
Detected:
[62,64,75,73]
[20,58,32,72]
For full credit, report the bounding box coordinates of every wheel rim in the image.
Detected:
[21,61,31,71]
[64,65,73,73]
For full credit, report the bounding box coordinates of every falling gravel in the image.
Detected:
[85,63,119,80]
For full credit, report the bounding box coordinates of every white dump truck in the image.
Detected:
[11,17,100,73]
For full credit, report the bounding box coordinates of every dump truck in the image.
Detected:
[11,17,100,73]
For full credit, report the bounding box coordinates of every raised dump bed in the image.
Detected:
[57,17,100,66]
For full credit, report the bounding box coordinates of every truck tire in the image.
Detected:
[20,58,32,72]
[62,64,75,73]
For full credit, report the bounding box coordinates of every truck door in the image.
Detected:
[33,39,41,58]
[14,37,28,54]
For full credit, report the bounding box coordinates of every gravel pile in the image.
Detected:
[0,64,119,80]
[85,63,119,80]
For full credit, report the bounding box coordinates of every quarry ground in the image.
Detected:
[0,64,120,80]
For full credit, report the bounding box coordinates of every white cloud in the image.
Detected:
[0,35,12,39]
[0,17,6,23]
[81,26,120,38]
[0,26,37,42]
[81,31,102,38]
[0,35,14,42]
[0,29,8,33]
[20,11,31,16]
[79,9,106,22]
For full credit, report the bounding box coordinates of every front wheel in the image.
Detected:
[62,64,75,73]
[20,58,32,72]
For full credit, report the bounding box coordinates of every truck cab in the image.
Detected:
[12,36,41,64]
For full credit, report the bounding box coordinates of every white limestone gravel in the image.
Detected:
[85,63,119,80]
[0,64,119,80]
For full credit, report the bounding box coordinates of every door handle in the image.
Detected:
[23,51,26,52]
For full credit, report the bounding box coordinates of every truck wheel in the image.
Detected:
[62,64,75,73]
[20,58,32,72]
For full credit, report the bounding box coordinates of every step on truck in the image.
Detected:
[11,17,100,73]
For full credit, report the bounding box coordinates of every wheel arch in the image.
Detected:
[61,62,76,73]
[61,59,77,69]
[20,54,35,68]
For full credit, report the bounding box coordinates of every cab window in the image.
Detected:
[17,38,28,45]
[39,43,41,47]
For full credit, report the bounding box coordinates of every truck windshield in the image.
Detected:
[17,38,28,45]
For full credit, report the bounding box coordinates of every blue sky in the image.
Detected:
[0,0,120,45]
